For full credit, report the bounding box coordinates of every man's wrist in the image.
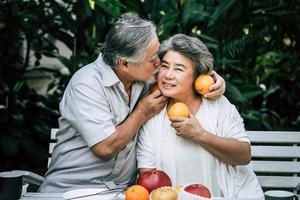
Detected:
[132,108,149,125]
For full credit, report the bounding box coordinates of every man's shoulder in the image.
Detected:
[70,62,104,87]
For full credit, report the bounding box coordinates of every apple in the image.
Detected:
[151,187,178,200]
[184,184,211,198]
[137,170,172,193]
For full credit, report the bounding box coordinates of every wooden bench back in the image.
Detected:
[48,128,58,167]
[248,131,300,194]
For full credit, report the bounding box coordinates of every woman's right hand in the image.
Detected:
[169,113,207,141]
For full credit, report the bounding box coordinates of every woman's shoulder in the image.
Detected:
[202,95,232,108]
[200,96,237,120]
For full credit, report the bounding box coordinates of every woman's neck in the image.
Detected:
[170,94,202,115]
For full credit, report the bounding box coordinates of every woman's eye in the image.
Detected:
[161,65,169,69]
[175,68,184,71]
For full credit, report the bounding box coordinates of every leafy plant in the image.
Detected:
[0,0,299,175]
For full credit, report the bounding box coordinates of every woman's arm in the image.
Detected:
[170,113,251,165]
[193,130,251,165]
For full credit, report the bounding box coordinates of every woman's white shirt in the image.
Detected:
[137,96,264,199]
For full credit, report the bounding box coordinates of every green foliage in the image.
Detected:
[0,0,299,174]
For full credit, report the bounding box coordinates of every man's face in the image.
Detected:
[127,36,161,82]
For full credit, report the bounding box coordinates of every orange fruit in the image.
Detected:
[151,82,159,92]
[167,102,189,118]
[125,185,149,200]
[194,74,215,95]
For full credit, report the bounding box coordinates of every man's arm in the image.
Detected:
[91,90,167,159]
[204,70,226,100]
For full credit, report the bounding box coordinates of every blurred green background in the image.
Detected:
[0,0,299,175]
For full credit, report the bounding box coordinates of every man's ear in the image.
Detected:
[117,59,129,69]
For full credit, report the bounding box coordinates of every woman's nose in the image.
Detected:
[165,68,174,78]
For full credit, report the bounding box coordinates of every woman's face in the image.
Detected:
[157,50,196,101]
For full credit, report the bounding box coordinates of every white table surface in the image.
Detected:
[20,193,247,200]
[20,192,125,200]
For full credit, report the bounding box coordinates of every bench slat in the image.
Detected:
[49,143,56,155]
[50,128,59,140]
[251,161,300,173]
[48,158,51,168]
[251,146,300,158]
[257,176,300,188]
[248,131,300,143]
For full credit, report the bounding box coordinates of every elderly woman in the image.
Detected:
[137,34,263,199]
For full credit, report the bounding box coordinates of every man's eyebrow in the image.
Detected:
[150,51,159,59]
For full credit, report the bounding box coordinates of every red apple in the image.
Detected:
[184,184,211,198]
[137,170,172,193]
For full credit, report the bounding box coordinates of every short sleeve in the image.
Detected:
[136,123,156,169]
[217,97,250,143]
[60,82,115,147]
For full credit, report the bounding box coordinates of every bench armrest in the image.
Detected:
[12,170,44,186]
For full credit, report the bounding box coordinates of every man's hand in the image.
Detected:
[136,90,168,120]
[204,70,226,100]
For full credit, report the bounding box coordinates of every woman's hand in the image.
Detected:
[204,70,226,100]
[169,113,206,140]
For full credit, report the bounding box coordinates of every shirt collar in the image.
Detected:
[95,54,146,98]
[95,54,120,87]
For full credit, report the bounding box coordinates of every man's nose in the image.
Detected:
[154,57,161,67]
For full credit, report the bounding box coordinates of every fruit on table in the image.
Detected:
[184,183,211,198]
[167,102,189,118]
[194,74,215,95]
[175,185,183,192]
[137,170,172,193]
[125,184,149,200]
[151,187,178,200]
[151,82,159,92]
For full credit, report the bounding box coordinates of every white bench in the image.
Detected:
[19,129,300,197]
[248,131,300,195]
[48,130,300,192]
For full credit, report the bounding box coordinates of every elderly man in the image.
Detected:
[39,13,225,193]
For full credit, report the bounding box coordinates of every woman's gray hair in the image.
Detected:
[101,13,157,67]
[159,34,214,77]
